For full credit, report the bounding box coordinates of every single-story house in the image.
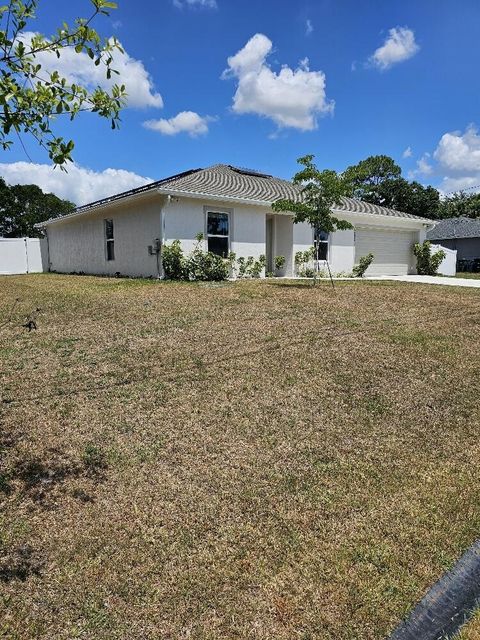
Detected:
[37,164,434,278]
[427,217,480,271]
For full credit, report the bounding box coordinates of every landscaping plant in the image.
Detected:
[413,241,446,276]
[352,253,375,278]
[274,255,286,274]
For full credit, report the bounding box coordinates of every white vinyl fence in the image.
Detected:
[431,243,457,276]
[0,237,48,275]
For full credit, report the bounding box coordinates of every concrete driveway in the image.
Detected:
[366,275,480,288]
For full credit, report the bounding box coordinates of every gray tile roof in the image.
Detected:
[159,164,427,220]
[427,217,480,240]
[42,164,430,225]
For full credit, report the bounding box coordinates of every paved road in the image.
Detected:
[366,275,480,288]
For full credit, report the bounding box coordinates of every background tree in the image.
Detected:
[343,155,441,219]
[376,178,440,219]
[0,177,75,236]
[0,0,125,166]
[438,191,480,219]
[272,155,352,267]
[343,155,402,203]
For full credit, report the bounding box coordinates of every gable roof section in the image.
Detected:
[37,164,432,226]
[427,217,480,240]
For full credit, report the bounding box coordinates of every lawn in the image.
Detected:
[1,274,480,640]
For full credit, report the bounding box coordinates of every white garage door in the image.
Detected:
[355,228,416,276]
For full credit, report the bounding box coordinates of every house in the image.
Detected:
[37,164,434,278]
[427,217,480,271]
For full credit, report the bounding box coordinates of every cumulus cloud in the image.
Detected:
[19,32,163,109]
[417,153,433,175]
[370,27,419,70]
[433,125,480,173]
[143,111,215,136]
[305,19,314,36]
[402,146,412,158]
[432,125,480,193]
[173,0,217,8]
[0,161,152,206]
[222,33,333,131]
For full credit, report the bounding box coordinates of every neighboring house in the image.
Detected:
[36,164,433,278]
[427,217,480,270]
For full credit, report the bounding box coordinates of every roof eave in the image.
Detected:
[331,207,433,226]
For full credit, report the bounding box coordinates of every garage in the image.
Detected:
[354,227,416,276]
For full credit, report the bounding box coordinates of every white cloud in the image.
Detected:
[173,0,217,8]
[433,125,480,173]
[143,111,215,136]
[222,33,333,131]
[438,175,480,193]
[19,32,163,109]
[432,125,480,193]
[417,153,433,175]
[370,27,419,70]
[305,19,314,36]
[402,146,412,158]
[0,161,152,205]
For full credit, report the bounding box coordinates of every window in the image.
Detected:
[314,228,329,261]
[105,219,115,261]
[207,211,229,257]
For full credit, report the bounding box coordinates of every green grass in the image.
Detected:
[456,272,480,279]
[1,273,480,639]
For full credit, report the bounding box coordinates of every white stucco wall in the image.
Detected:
[292,223,355,275]
[163,196,267,261]
[47,194,162,277]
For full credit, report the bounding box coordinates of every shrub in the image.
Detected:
[186,234,229,281]
[274,255,286,273]
[352,252,374,278]
[162,240,187,280]
[295,246,315,276]
[237,255,265,278]
[413,241,446,276]
[162,235,229,281]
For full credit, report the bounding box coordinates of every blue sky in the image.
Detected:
[2,0,480,204]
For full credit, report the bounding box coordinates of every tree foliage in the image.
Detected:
[438,191,480,219]
[0,176,75,237]
[343,155,402,202]
[272,155,352,238]
[343,155,442,218]
[0,0,126,165]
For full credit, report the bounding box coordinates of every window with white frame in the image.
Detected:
[206,211,229,257]
[105,219,115,261]
[314,228,329,261]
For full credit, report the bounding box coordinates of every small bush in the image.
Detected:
[162,235,229,281]
[187,235,229,281]
[162,240,186,280]
[352,253,374,278]
[413,241,446,276]
[237,255,265,278]
[295,246,315,276]
[275,255,286,273]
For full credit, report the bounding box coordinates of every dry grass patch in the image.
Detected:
[1,273,480,639]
